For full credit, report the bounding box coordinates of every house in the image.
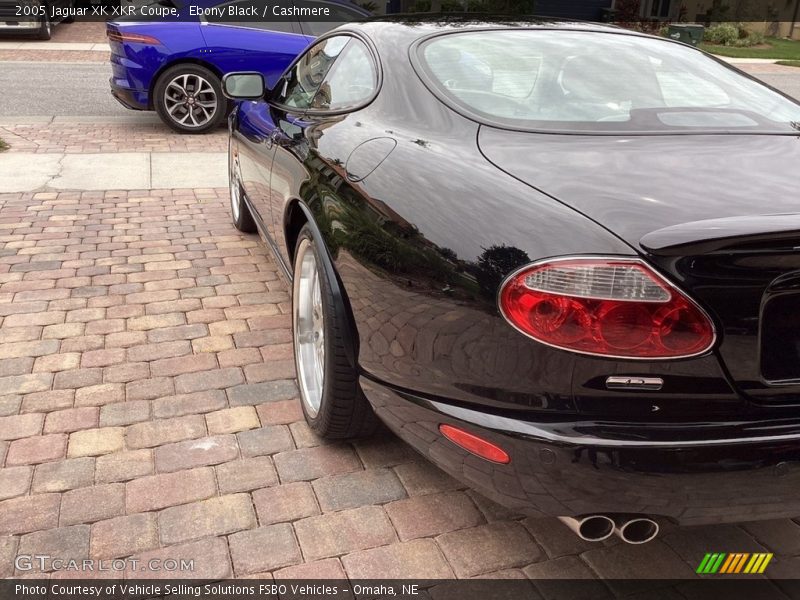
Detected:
[533,0,681,21]
[382,0,800,38]
[680,0,800,39]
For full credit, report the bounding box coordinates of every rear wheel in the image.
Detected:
[228,150,256,233]
[293,226,377,439]
[154,64,226,134]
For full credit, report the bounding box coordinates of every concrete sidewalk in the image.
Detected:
[0,152,227,192]
[716,56,781,64]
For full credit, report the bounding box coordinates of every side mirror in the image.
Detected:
[222,72,265,100]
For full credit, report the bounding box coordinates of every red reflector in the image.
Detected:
[439,424,510,464]
[107,31,161,45]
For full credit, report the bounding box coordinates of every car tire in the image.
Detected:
[293,225,378,439]
[229,152,256,233]
[36,13,52,40]
[154,64,226,134]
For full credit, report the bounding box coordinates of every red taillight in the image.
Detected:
[107,30,161,45]
[439,424,510,464]
[498,257,715,359]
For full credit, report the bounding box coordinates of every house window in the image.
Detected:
[649,0,672,18]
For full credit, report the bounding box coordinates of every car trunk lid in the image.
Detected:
[478,127,800,403]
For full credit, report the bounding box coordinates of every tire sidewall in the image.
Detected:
[154,65,226,134]
[293,228,336,432]
[228,145,256,233]
[37,13,52,39]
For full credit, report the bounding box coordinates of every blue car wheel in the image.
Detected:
[153,64,227,134]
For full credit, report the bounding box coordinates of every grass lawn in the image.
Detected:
[777,60,800,67]
[700,37,800,60]
[0,138,7,152]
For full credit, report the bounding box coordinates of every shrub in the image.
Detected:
[703,23,739,45]
[732,31,765,46]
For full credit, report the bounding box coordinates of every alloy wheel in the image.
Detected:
[294,239,325,417]
[229,156,241,222]
[163,73,218,128]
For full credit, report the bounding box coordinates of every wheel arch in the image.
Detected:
[285,199,360,371]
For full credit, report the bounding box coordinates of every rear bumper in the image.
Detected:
[361,377,800,526]
[109,78,148,111]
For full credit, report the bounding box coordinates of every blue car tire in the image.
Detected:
[154,64,227,134]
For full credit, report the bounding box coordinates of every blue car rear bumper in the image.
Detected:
[110,78,149,111]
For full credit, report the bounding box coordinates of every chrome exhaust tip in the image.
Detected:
[558,515,615,542]
[614,516,660,544]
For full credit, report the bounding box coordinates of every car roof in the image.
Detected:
[180,0,369,14]
[345,14,652,45]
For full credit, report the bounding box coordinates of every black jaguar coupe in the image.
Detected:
[224,16,800,544]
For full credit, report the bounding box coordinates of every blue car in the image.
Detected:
[108,0,369,133]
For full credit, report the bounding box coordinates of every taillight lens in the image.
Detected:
[107,30,161,45]
[498,258,715,359]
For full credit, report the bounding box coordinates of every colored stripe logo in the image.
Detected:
[696,553,773,574]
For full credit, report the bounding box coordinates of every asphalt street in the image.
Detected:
[760,73,800,100]
[1,61,800,118]
[0,62,129,117]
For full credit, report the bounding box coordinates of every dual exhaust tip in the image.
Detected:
[558,514,660,544]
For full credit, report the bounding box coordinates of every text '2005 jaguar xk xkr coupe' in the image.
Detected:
[223,16,800,544]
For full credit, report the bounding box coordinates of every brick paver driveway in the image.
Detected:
[1,188,799,590]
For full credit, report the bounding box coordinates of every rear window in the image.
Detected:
[417,30,800,134]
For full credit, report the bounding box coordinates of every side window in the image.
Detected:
[243,21,300,34]
[274,36,350,109]
[295,0,366,36]
[204,1,300,33]
[311,39,376,111]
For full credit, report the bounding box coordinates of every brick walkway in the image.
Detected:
[0,122,227,154]
[0,187,799,589]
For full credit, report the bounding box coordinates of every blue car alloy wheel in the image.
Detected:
[154,64,227,133]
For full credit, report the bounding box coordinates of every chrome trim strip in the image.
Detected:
[606,376,664,391]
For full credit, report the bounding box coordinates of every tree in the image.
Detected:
[470,244,530,298]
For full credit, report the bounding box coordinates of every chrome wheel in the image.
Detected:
[163,73,218,128]
[229,156,241,222]
[294,239,325,417]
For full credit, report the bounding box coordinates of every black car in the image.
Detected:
[0,0,74,40]
[224,16,800,544]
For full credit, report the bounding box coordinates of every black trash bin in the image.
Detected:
[667,24,705,46]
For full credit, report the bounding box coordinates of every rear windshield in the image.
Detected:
[417,30,800,134]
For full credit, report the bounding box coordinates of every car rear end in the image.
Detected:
[0,0,41,35]
[356,23,800,531]
[107,20,173,110]
[107,8,205,112]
